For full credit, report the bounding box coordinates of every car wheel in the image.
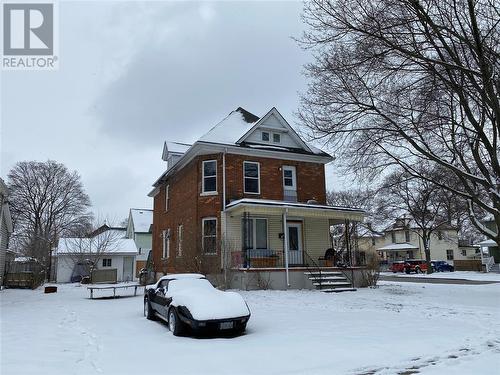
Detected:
[144,298,156,320]
[415,267,421,274]
[168,308,185,336]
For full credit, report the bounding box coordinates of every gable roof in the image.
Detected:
[130,208,153,233]
[56,237,137,255]
[237,107,313,153]
[199,107,258,145]
[150,107,333,193]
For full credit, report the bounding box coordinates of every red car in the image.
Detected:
[389,261,406,273]
[404,260,428,274]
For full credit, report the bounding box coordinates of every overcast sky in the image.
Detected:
[1,0,346,221]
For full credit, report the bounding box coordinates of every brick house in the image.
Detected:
[148,107,365,289]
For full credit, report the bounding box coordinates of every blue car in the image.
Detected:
[431,260,454,272]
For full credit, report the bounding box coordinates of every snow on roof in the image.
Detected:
[476,239,497,247]
[159,273,205,281]
[166,142,191,154]
[199,108,257,145]
[226,198,364,213]
[377,243,419,251]
[130,209,153,233]
[56,237,137,255]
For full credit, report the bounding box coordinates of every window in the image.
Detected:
[162,229,170,258]
[261,131,270,141]
[102,258,112,267]
[371,238,376,246]
[177,224,183,257]
[437,231,443,240]
[391,232,396,243]
[405,230,410,242]
[446,249,454,260]
[244,161,260,194]
[202,160,217,193]
[407,251,414,259]
[202,218,217,254]
[165,185,170,211]
[461,249,467,256]
[273,133,281,143]
[242,218,268,250]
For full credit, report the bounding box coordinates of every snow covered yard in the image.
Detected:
[380,271,500,282]
[1,282,499,375]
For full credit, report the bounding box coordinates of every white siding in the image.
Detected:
[55,255,136,283]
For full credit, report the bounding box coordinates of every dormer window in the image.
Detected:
[261,131,270,142]
[273,133,281,143]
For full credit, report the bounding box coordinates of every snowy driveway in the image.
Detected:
[1,282,499,375]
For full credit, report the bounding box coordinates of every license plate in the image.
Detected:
[219,321,234,330]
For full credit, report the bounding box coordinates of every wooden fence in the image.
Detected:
[4,261,45,289]
[453,259,482,271]
[91,268,117,284]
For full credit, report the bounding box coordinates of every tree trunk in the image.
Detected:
[423,237,433,274]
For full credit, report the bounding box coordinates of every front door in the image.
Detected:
[123,256,134,282]
[287,222,303,265]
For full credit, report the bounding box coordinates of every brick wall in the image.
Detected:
[152,152,327,275]
[225,154,326,204]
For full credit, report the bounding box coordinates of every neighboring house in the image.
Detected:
[0,179,14,286]
[148,107,364,289]
[359,218,472,265]
[476,216,499,264]
[55,225,137,283]
[126,208,153,275]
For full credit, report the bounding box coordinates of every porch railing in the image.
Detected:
[231,249,328,271]
[483,256,495,272]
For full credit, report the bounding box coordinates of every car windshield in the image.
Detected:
[167,278,214,293]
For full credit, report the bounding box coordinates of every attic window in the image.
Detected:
[261,131,270,142]
[273,133,281,143]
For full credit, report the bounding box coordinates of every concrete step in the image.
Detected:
[321,288,357,293]
[304,271,344,277]
[307,276,347,281]
[313,281,352,287]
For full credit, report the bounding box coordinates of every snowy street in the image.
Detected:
[1,281,499,375]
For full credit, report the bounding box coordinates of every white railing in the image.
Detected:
[482,256,495,272]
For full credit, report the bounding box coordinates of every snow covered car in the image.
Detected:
[143,274,250,336]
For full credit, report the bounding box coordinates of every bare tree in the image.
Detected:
[327,189,376,265]
[7,160,92,277]
[58,223,123,280]
[377,165,465,273]
[298,0,499,244]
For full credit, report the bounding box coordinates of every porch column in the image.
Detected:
[283,208,290,287]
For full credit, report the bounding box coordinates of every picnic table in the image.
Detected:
[87,283,143,299]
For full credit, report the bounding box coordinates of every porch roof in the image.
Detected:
[476,239,497,247]
[225,198,364,223]
[377,243,419,251]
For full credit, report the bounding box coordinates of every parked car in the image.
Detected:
[431,260,454,272]
[144,273,250,336]
[404,260,428,274]
[389,261,406,273]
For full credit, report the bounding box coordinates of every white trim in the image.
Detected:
[236,108,312,153]
[165,185,170,212]
[200,191,218,197]
[243,161,260,194]
[202,217,217,255]
[282,165,297,191]
[177,224,183,257]
[202,159,217,194]
[164,229,170,258]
